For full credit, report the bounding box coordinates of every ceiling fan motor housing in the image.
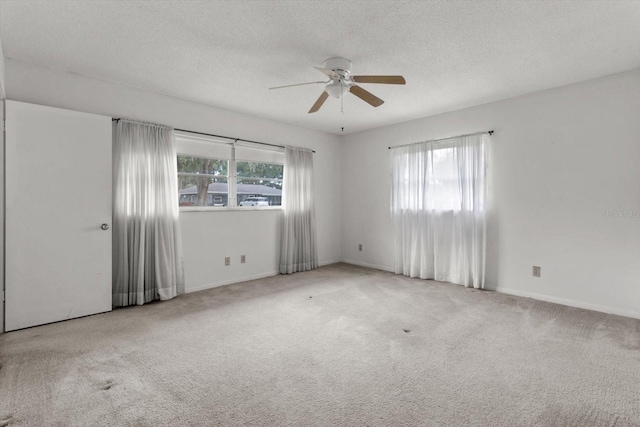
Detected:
[323,57,352,79]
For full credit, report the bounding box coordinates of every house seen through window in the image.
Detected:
[178,155,229,207]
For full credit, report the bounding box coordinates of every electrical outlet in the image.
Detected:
[241,255,246,264]
[358,244,363,251]
[533,266,541,277]
[225,257,230,266]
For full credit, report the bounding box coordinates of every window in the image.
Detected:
[393,141,485,212]
[427,145,462,211]
[178,155,228,207]
[237,161,283,207]
[393,146,459,211]
[175,133,284,210]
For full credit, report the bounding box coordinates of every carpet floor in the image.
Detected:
[1,263,639,426]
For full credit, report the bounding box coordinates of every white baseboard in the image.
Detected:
[185,261,640,321]
[185,260,342,294]
[342,259,394,273]
[319,259,341,267]
[184,259,340,294]
[494,286,640,320]
[186,270,279,294]
[341,260,640,320]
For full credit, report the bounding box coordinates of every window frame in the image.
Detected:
[176,136,284,212]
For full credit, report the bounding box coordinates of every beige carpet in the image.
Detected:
[1,263,639,426]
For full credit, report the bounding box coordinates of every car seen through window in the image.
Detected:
[239,197,270,207]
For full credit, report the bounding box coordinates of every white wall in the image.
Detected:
[341,68,640,319]
[1,99,4,331]
[1,38,5,330]
[4,59,342,296]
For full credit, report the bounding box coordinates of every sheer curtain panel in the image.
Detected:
[390,134,487,288]
[279,147,318,274]
[113,120,185,306]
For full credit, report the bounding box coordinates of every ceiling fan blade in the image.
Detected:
[351,75,406,85]
[308,91,329,113]
[349,85,384,107]
[269,81,327,90]
[314,66,340,79]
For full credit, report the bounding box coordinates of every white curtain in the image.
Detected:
[279,146,317,274]
[113,120,185,306]
[390,134,487,288]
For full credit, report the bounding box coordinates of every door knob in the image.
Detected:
[101,224,109,230]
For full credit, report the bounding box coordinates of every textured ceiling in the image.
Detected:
[1,0,640,135]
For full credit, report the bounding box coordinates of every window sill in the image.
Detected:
[180,206,283,213]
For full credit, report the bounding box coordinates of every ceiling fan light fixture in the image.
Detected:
[325,81,347,98]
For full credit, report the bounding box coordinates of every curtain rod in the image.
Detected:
[112,118,316,153]
[388,130,494,150]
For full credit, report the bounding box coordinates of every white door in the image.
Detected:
[5,101,112,331]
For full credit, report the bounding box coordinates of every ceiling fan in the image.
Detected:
[269,57,406,113]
